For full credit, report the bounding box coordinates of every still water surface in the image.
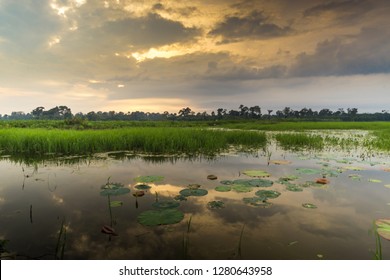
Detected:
[1,134,390,260]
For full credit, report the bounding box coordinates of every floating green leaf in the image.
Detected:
[232,179,273,187]
[232,185,253,193]
[348,174,361,181]
[368,178,382,183]
[215,185,232,192]
[277,175,299,183]
[135,184,152,190]
[220,180,234,185]
[100,183,130,196]
[137,209,184,226]
[242,170,270,177]
[302,203,317,209]
[110,201,123,207]
[375,219,390,241]
[179,188,208,197]
[243,197,272,208]
[255,190,281,199]
[152,200,180,209]
[296,168,321,175]
[286,185,303,192]
[207,200,225,209]
[134,175,164,183]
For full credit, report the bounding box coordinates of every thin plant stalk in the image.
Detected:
[237,224,245,259]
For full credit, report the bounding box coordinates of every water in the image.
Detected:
[1,134,390,260]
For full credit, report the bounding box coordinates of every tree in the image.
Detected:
[32,106,45,118]
[178,107,192,118]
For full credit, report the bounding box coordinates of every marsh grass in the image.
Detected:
[274,133,324,151]
[0,127,267,156]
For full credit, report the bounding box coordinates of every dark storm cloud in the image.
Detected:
[103,13,199,48]
[303,0,373,18]
[209,10,292,43]
[290,27,390,77]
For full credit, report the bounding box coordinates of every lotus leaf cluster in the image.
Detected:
[179,188,208,197]
[243,197,272,208]
[100,183,130,196]
[207,200,225,209]
[255,190,281,199]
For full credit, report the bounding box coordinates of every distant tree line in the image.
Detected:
[1,105,390,122]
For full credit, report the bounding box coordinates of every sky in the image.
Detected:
[0,0,390,115]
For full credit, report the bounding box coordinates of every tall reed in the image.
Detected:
[0,128,266,156]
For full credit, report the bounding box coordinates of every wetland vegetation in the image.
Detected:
[1,113,390,260]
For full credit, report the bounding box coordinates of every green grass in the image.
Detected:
[0,127,267,156]
[3,119,390,131]
[274,133,324,151]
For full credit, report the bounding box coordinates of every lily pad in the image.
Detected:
[255,190,281,199]
[134,175,164,183]
[302,203,317,209]
[135,184,152,190]
[179,188,208,197]
[232,185,253,193]
[242,170,270,177]
[286,185,303,192]
[207,200,225,209]
[137,209,184,226]
[220,180,234,185]
[110,201,123,207]
[207,175,218,180]
[348,174,361,181]
[243,197,272,208]
[277,175,299,182]
[233,179,273,187]
[215,185,232,192]
[296,168,321,175]
[100,183,130,196]
[368,178,382,183]
[375,219,390,241]
[152,200,180,209]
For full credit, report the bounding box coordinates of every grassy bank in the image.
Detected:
[2,119,390,131]
[0,127,267,156]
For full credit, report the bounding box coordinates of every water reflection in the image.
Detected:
[1,140,390,260]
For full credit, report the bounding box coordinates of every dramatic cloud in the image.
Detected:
[1,0,390,114]
[290,27,390,76]
[209,10,292,43]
